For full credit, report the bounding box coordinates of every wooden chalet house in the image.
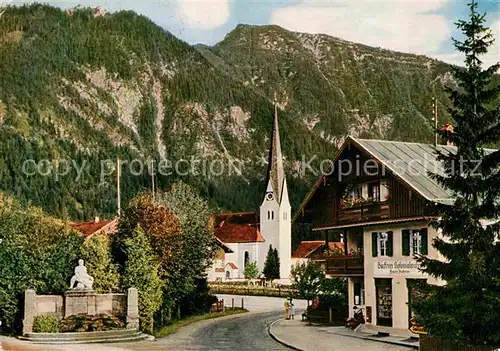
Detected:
[293,136,460,336]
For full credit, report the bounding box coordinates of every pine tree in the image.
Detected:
[273,247,281,279]
[412,1,500,346]
[263,245,280,280]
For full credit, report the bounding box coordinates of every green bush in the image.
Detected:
[32,315,60,333]
[0,194,83,333]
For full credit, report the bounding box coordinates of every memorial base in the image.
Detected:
[64,290,96,318]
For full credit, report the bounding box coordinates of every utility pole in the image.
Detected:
[116,158,121,217]
[432,97,438,146]
[151,159,155,200]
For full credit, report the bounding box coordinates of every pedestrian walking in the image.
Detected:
[284,298,290,320]
[289,298,295,320]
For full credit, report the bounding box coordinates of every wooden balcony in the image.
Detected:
[337,201,389,225]
[323,256,364,277]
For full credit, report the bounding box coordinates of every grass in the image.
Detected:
[154,308,248,338]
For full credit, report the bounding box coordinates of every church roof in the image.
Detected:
[213,212,265,244]
[264,100,286,204]
[215,222,265,244]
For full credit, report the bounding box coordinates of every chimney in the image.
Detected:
[440,124,454,146]
[94,216,99,223]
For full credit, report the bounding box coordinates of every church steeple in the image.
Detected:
[264,94,286,204]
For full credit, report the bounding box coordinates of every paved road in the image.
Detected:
[216,294,308,313]
[154,310,291,351]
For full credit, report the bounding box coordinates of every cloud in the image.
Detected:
[270,0,451,55]
[175,0,230,30]
[434,19,500,66]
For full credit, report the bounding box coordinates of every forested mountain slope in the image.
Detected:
[0,4,455,220]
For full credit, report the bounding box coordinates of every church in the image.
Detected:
[206,104,292,283]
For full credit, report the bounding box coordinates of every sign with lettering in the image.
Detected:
[374,260,423,276]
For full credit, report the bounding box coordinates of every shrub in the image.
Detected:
[59,314,125,332]
[180,278,217,317]
[32,315,60,333]
[0,194,83,333]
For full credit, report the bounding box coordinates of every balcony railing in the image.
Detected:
[337,200,389,224]
[323,256,364,277]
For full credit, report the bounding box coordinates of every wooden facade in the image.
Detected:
[302,144,436,231]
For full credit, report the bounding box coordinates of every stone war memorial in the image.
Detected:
[19,259,149,344]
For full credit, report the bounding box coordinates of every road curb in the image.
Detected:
[267,319,307,351]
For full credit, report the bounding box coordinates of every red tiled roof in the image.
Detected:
[213,212,264,243]
[292,241,345,258]
[213,212,259,226]
[215,222,265,243]
[226,262,238,270]
[292,241,324,258]
[71,219,117,238]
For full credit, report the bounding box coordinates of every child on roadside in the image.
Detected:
[289,298,295,320]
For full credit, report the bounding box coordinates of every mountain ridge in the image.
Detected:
[0,4,456,221]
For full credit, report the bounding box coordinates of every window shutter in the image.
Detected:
[402,230,410,256]
[420,228,428,255]
[372,232,378,257]
[387,231,393,257]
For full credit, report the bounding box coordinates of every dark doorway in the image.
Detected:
[244,251,250,268]
[375,278,392,327]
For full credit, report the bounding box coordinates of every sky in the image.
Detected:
[5,0,500,66]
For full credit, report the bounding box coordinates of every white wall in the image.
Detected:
[362,221,443,330]
[225,242,259,279]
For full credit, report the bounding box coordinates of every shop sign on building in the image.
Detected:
[374,260,423,276]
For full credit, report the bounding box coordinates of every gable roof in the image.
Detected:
[71,218,117,238]
[225,262,238,270]
[353,138,454,205]
[292,241,344,258]
[213,212,264,244]
[215,222,265,243]
[293,136,496,222]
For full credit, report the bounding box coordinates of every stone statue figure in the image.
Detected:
[69,259,94,290]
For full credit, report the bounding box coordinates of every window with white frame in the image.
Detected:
[411,230,422,255]
[378,232,388,256]
[372,231,393,257]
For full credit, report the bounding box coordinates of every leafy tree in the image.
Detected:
[290,261,325,304]
[81,234,119,293]
[116,193,183,323]
[412,1,500,346]
[121,225,163,334]
[244,261,259,280]
[0,193,82,333]
[263,245,280,280]
[158,181,219,290]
